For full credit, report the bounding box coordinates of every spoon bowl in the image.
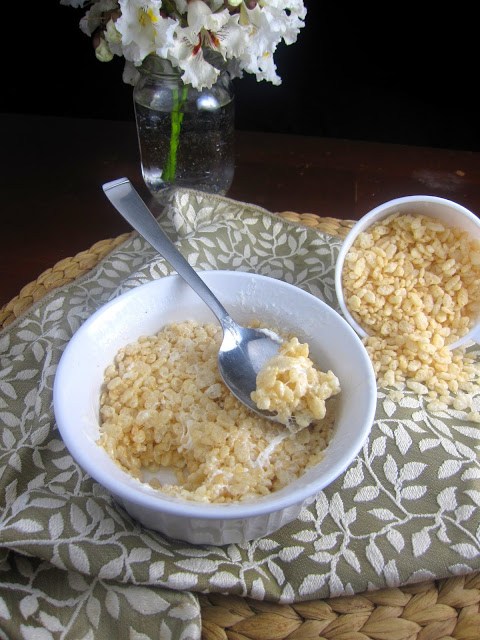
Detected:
[103,177,284,423]
[217,320,282,417]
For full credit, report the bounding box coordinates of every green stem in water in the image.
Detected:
[163,84,188,184]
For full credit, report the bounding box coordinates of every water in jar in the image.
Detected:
[134,86,235,199]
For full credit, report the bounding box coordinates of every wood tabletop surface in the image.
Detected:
[2,112,480,308]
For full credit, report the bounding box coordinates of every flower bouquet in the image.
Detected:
[61,0,307,196]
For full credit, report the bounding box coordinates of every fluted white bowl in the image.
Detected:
[54,270,377,545]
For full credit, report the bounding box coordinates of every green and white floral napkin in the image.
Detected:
[1,190,479,640]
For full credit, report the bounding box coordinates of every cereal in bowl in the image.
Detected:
[342,212,480,413]
[98,320,340,503]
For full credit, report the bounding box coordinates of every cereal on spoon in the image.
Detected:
[251,336,340,432]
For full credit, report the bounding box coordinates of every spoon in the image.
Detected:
[102,177,283,422]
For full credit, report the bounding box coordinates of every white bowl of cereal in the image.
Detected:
[335,195,480,402]
[54,270,376,545]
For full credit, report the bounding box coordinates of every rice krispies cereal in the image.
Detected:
[98,320,337,503]
[251,336,340,431]
[342,212,480,414]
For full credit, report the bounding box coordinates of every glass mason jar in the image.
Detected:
[133,56,235,202]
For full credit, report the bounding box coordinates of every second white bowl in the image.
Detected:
[335,195,480,349]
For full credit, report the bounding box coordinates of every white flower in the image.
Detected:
[186,0,229,35]
[237,6,282,83]
[61,0,307,89]
[79,0,118,37]
[116,0,177,64]
[259,0,307,46]
[168,30,219,89]
[169,0,248,90]
[236,0,306,84]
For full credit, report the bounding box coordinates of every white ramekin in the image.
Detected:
[335,195,480,350]
[54,270,377,544]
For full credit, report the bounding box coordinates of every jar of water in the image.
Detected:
[133,56,235,202]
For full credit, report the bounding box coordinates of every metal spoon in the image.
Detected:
[102,177,283,422]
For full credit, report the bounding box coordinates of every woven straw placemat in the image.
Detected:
[2,211,479,640]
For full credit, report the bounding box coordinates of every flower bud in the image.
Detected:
[95,37,113,62]
[105,18,122,44]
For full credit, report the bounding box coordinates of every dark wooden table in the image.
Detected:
[2,113,480,307]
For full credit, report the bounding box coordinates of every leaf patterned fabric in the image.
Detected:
[0,190,479,639]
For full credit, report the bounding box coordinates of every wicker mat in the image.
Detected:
[2,211,479,640]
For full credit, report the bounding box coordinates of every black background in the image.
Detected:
[3,2,479,151]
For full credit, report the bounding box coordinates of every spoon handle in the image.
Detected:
[102,178,230,325]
